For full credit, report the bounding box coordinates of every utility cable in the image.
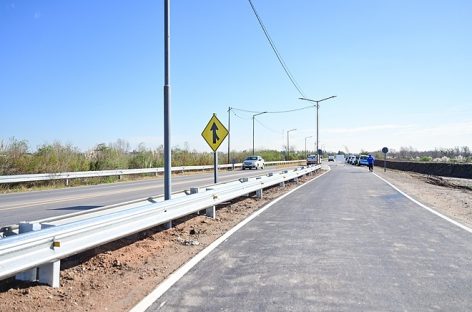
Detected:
[248,0,306,98]
[255,118,281,134]
[231,110,253,120]
[232,105,313,115]
[266,105,313,114]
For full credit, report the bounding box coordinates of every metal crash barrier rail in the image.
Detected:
[0,165,320,287]
[0,160,305,185]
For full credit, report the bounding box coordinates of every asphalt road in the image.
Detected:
[0,166,292,227]
[146,163,472,311]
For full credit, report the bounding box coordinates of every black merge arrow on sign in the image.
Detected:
[211,123,219,144]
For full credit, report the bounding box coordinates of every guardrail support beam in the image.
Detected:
[256,189,263,199]
[206,206,216,219]
[164,221,172,229]
[15,222,41,282]
[38,261,60,287]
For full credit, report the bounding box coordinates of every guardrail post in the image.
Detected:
[65,178,69,186]
[15,223,61,287]
[190,187,202,215]
[37,224,61,287]
[206,206,216,219]
[38,260,60,287]
[256,189,263,199]
[16,222,41,282]
[279,181,285,187]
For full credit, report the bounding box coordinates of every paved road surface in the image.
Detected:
[0,166,292,227]
[146,163,472,311]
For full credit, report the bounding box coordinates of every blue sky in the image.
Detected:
[1,0,471,155]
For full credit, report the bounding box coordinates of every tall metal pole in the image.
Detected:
[214,152,218,183]
[287,131,290,160]
[305,139,306,158]
[252,115,255,155]
[316,103,319,164]
[227,107,231,165]
[163,0,171,200]
[304,136,312,158]
[299,96,336,164]
[286,129,296,160]
[252,111,267,156]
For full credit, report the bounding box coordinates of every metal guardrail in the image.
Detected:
[0,165,320,287]
[0,160,305,184]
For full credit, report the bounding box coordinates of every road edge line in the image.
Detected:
[373,172,472,234]
[129,167,331,312]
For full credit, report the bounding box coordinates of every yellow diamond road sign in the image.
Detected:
[201,113,228,152]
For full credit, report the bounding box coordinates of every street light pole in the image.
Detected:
[227,107,231,164]
[304,136,313,158]
[298,96,336,164]
[252,111,267,155]
[163,0,171,200]
[287,128,296,160]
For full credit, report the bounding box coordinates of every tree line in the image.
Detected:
[0,138,306,175]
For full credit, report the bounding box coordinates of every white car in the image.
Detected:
[242,156,265,170]
[306,154,318,165]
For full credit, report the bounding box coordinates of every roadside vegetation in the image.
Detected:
[0,137,306,176]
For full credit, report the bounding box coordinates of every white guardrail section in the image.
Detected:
[0,165,320,287]
[0,160,305,184]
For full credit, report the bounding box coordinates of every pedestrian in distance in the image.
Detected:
[367,154,374,172]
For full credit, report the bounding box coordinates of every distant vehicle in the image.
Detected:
[328,155,335,162]
[358,155,369,166]
[242,156,264,170]
[346,155,354,164]
[306,154,318,165]
[336,154,345,162]
[348,155,359,165]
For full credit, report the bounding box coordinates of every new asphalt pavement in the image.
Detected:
[145,163,472,311]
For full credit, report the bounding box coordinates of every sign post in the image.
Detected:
[382,147,389,172]
[202,114,229,183]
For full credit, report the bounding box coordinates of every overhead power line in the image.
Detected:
[248,0,306,98]
[266,105,313,114]
[232,105,313,115]
[255,118,281,134]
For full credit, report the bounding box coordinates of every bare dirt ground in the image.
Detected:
[1,166,470,312]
